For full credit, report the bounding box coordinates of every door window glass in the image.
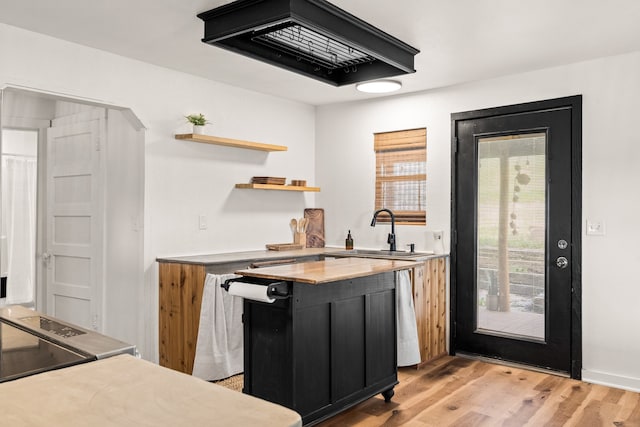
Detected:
[476,133,546,340]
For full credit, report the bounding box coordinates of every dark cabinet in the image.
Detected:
[242,271,398,426]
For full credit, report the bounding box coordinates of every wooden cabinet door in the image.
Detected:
[158,262,205,373]
[412,258,447,364]
[412,264,428,362]
[424,258,447,361]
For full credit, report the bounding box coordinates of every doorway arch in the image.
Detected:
[0,84,145,350]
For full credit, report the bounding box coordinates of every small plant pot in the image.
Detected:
[193,125,205,135]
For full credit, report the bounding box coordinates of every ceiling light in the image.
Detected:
[356,80,402,93]
[197,0,419,86]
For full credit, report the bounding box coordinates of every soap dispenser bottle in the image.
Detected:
[345,230,354,250]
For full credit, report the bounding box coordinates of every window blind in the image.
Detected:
[374,128,426,225]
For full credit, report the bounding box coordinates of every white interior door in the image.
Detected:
[45,117,104,331]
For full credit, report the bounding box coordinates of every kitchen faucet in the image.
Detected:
[370,208,396,251]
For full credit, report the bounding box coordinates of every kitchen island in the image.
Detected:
[231,257,419,426]
[157,248,447,374]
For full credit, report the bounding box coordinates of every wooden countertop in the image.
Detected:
[235,257,420,284]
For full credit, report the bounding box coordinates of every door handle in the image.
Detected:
[556,256,568,269]
[42,252,52,267]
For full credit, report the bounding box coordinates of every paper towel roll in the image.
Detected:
[227,281,275,303]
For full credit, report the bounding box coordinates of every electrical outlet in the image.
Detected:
[586,219,605,236]
[431,230,445,254]
[199,214,208,230]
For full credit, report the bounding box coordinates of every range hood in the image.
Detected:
[197,0,420,86]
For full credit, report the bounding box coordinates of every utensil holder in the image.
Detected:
[294,232,307,247]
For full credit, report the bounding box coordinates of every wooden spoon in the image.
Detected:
[290,218,297,238]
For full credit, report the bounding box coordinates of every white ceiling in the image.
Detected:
[2,0,640,106]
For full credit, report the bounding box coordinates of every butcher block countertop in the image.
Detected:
[0,354,301,427]
[235,257,420,284]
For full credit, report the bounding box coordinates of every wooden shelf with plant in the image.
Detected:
[177,112,288,152]
[175,134,288,152]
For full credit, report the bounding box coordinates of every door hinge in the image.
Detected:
[453,321,457,338]
[242,313,245,324]
[452,136,459,154]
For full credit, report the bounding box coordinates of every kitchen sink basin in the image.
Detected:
[326,249,434,260]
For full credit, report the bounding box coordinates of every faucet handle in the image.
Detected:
[407,243,415,253]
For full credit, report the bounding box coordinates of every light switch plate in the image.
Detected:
[586,219,605,236]
[199,214,208,230]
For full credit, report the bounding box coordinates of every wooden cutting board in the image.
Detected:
[266,243,304,251]
[304,208,325,248]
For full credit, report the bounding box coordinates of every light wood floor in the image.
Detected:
[317,356,640,426]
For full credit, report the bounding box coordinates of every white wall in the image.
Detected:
[316,51,640,391]
[0,23,317,361]
[105,109,145,345]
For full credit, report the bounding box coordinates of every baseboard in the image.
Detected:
[582,369,640,393]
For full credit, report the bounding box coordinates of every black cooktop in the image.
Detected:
[0,320,91,383]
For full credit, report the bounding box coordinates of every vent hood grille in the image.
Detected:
[253,24,375,70]
[197,0,419,86]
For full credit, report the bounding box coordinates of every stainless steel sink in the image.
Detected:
[326,249,434,260]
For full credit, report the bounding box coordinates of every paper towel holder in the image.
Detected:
[222,278,291,300]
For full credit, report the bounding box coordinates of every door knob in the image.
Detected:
[42,252,52,267]
[556,256,568,269]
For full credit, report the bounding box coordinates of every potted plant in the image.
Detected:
[185,113,209,135]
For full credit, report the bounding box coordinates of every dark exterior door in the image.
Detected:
[451,96,582,378]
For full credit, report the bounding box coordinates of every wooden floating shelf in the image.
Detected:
[175,133,288,152]
[235,183,320,192]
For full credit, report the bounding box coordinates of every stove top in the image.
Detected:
[0,320,89,383]
[0,305,136,383]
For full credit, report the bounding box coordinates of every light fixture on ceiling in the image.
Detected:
[197,0,419,86]
[356,79,402,93]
